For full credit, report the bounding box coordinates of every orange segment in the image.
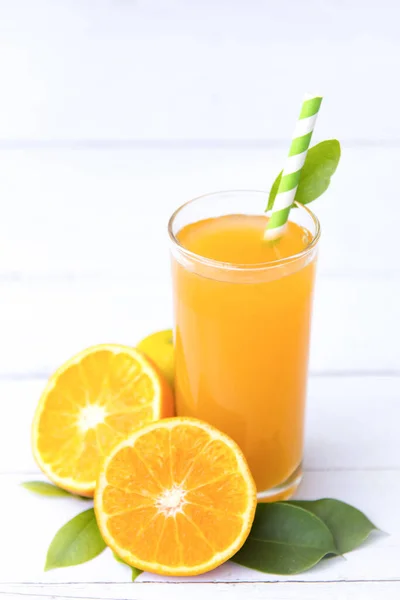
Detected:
[32,344,174,496]
[95,417,257,576]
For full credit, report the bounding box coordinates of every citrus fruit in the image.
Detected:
[137,329,174,389]
[95,417,257,576]
[32,344,174,497]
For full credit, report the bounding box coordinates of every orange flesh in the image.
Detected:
[33,347,173,494]
[173,215,316,493]
[96,419,256,575]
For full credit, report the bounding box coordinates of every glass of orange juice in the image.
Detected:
[168,190,320,500]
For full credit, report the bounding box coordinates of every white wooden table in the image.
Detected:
[1,2,400,598]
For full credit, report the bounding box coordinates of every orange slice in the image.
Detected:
[95,417,257,576]
[32,344,174,497]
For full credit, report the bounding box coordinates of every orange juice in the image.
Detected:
[169,191,319,498]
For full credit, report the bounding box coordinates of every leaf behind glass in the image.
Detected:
[267,139,341,211]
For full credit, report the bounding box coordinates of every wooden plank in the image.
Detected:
[1,581,400,600]
[1,1,400,141]
[0,470,396,584]
[0,146,398,277]
[1,377,399,474]
[0,275,398,376]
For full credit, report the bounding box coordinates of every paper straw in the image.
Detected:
[264,94,323,241]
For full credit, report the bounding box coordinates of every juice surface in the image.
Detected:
[178,214,312,265]
[173,214,316,494]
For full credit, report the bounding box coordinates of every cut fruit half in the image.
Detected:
[95,417,257,576]
[32,344,174,497]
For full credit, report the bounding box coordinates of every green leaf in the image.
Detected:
[267,139,341,211]
[21,480,91,500]
[232,502,337,575]
[113,551,143,581]
[45,508,106,571]
[267,171,283,211]
[287,498,378,554]
[21,481,73,497]
[112,550,125,564]
[131,566,143,581]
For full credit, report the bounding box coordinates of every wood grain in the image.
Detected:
[0,146,398,277]
[0,375,398,585]
[1,2,398,596]
[0,276,398,377]
[0,471,396,584]
[0,377,398,474]
[1,582,400,600]
[1,1,400,142]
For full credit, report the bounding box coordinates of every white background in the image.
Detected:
[0,1,399,598]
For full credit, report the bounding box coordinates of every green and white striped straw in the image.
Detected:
[264,94,323,241]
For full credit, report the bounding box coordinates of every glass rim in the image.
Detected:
[168,189,321,272]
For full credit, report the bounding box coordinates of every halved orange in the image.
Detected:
[32,344,174,497]
[95,417,257,576]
